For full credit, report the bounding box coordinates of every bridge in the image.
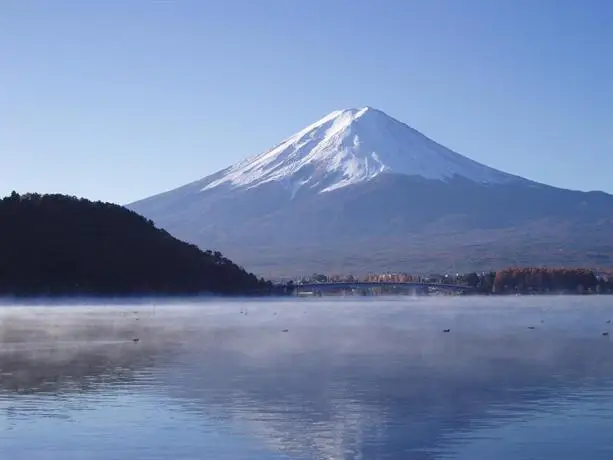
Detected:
[292,281,474,295]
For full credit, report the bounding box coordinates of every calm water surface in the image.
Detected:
[2,296,613,459]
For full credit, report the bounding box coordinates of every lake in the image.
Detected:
[2,296,613,459]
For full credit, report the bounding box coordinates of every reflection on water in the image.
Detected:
[2,297,613,459]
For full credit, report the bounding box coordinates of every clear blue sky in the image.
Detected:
[1,0,611,204]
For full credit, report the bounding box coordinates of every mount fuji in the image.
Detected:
[129,107,613,276]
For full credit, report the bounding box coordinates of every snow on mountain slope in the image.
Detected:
[203,107,518,196]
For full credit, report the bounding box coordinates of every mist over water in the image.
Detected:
[2,297,613,459]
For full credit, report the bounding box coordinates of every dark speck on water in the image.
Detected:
[3,297,613,460]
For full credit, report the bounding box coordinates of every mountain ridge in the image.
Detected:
[129,107,613,276]
[0,192,271,295]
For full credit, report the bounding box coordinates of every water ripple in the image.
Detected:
[2,297,613,459]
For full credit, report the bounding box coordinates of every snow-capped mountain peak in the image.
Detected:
[202,107,516,196]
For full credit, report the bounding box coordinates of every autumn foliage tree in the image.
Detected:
[493,267,598,294]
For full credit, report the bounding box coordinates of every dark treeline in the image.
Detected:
[462,267,613,294]
[0,192,273,296]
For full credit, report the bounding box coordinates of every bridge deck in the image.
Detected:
[295,282,472,291]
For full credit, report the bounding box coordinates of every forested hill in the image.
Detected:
[0,192,269,296]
